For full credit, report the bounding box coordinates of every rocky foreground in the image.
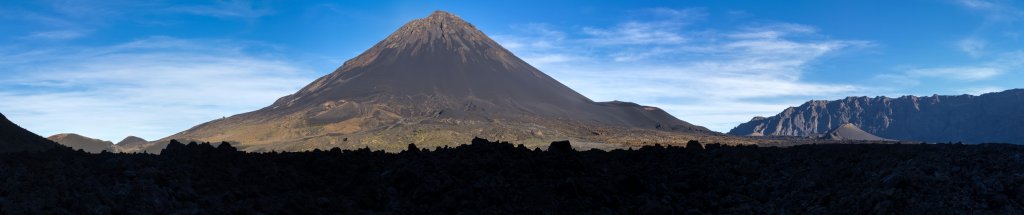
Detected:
[1,139,1023,214]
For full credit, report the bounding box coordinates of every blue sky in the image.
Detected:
[1,0,1022,141]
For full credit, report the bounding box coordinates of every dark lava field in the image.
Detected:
[2,138,1023,214]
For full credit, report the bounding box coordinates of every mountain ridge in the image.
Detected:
[728,89,1024,143]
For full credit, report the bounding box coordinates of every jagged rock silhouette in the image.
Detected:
[1,138,1023,213]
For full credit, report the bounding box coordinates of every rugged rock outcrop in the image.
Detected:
[141,10,728,153]
[0,112,59,153]
[48,133,114,153]
[728,89,1024,143]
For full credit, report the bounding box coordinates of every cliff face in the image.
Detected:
[728,89,1024,143]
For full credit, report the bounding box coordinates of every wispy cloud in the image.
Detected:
[168,0,273,19]
[491,23,567,50]
[495,8,871,132]
[0,1,160,42]
[955,0,1024,22]
[23,30,89,40]
[959,0,999,9]
[878,51,1024,84]
[960,85,1007,95]
[581,8,704,45]
[491,23,582,67]
[0,37,314,141]
[907,67,1003,81]
[958,37,987,57]
[582,22,689,45]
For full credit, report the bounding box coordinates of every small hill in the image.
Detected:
[0,112,58,153]
[117,136,148,146]
[821,123,891,141]
[113,136,150,153]
[48,133,114,153]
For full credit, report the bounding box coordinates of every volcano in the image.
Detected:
[144,11,725,152]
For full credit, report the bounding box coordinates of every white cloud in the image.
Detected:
[959,0,998,9]
[958,37,987,57]
[24,30,89,40]
[493,24,587,68]
[729,23,818,39]
[492,23,566,50]
[961,86,1006,95]
[879,51,1024,84]
[955,0,1024,22]
[582,22,688,45]
[167,0,273,19]
[907,67,1003,80]
[874,73,922,86]
[0,37,314,141]
[580,8,705,45]
[495,9,870,132]
[520,54,580,66]
[645,7,705,20]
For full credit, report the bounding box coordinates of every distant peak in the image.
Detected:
[49,133,83,139]
[48,133,110,142]
[117,135,148,145]
[120,135,146,141]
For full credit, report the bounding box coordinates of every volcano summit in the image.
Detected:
[139,11,732,152]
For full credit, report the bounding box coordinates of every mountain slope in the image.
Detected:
[0,112,58,153]
[48,133,114,153]
[144,11,725,153]
[728,89,1024,143]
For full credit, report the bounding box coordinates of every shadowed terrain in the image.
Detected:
[1,138,1023,214]
[0,112,58,153]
